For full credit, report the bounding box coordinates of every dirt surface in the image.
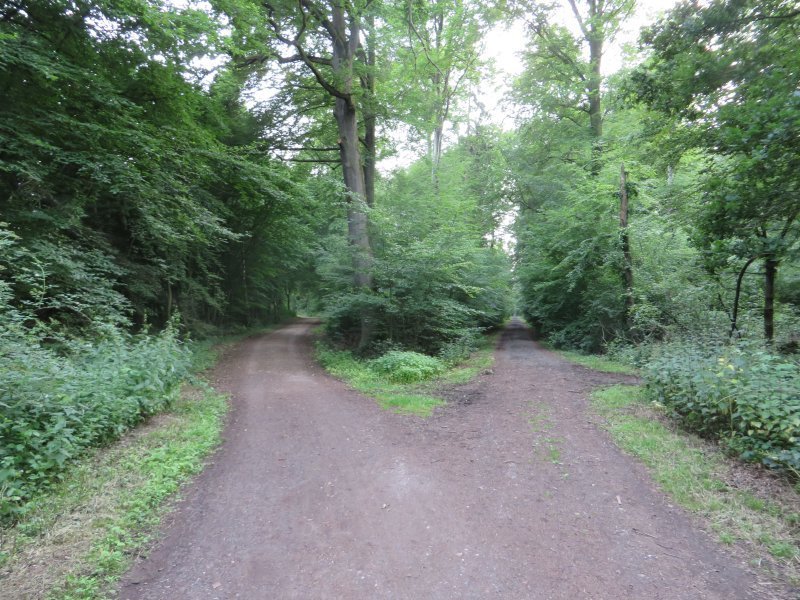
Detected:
[119,319,769,599]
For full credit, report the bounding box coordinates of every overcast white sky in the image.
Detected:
[382,0,680,171]
[479,0,680,128]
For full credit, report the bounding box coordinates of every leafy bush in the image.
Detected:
[370,351,445,383]
[315,344,372,387]
[437,330,481,366]
[316,140,512,356]
[0,323,190,521]
[645,340,800,473]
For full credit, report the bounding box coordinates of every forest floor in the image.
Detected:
[118,318,785,599]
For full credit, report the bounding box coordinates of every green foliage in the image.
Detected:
[513,175,626,351]
[645,341,800,473]
[386,0,501,160]
[320,131,512,354]
[551,347,638,375]
[0,1,317,332]
[508,99,757,352]
[437,329,483,366]
[592,384,800,574]
[510,0,800,352]
[317,333,495,418]
[0,382,227,599]
[631,0,800,341]
[0,322,190,521]
[316,344,446,416]
[370,351,445,383]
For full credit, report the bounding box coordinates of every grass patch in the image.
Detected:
[549,347,638,375]
[0,332,243,599]
[592,384,800,582]
[317,334,497,417]
[317,347,444,416]
[438,337,496,386]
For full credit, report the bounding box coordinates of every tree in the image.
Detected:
[320,133,512,354]
[394,0,497,186]
[509,1,640,348]
[0,0,318,330]
[632,0,800,342]
[514,0,634,173]
[252,1,377,346]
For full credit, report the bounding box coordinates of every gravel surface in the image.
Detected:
[119,319,765,599]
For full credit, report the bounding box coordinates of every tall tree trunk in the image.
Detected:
[619,163,633,326]
[335,99,373,291]
[362,11,376,207]
[764,257,777,343]
[331,5,373,348]
[587,10,603,175]
[429,66,444,192]
[430,11,445,193]
[431,125,443,193]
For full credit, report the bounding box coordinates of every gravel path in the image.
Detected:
[119,319,763,599]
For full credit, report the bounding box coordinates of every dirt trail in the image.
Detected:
[120,318,766,599]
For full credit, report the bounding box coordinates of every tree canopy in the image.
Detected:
[3,0,800,513]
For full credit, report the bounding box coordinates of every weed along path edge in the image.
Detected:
[119,319,766,599]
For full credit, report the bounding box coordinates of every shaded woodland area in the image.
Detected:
[1,0,800,515]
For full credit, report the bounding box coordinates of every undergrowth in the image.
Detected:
[0,321,191,522]
[593,384,800,583]
[0,331,243,599]
[370,351,445,383]
[317,333,496,416]
[548,346,638,375]
[645,340,800,473]
[0,383,227,600]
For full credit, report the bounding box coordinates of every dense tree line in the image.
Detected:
[509,0,800,352]
[0,0,510,514]
[2,0,800,512]
[507,0,800,472]
[0,0,320,333]
[0,0,509,343]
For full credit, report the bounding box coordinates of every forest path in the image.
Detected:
[119,318,762,599]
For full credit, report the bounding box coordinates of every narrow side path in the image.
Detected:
[119,319,764,599]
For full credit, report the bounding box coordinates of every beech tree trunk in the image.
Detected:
[587,1,603,175]
[362,11,376,208]
[588,38,602,174]
[334,95,372,292]
[263,1,375,347]
[330,4,373,347]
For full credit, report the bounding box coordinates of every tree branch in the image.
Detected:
[299,0,339,41]
[238,53,332,67]
[263,1,349,101]
[566,0,590,39]
[283,157,342,163]
[406,3,445,80]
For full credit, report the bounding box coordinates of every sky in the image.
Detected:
[478,1,683,247]
[381,0,681,171]
[479,0,681,129]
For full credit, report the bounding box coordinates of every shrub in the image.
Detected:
[645,340,800,473]
[370,351,445,383]
[0,323,190,521]
[437,330,481,366]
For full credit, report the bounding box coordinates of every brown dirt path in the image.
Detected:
[119,318,767,599]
